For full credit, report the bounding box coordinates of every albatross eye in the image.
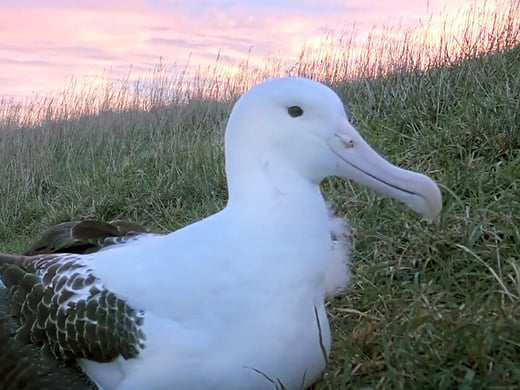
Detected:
[287,106,304,118]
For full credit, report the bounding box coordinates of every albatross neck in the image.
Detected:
[224,151,327,215]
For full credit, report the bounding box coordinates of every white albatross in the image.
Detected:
[0,77,442,390]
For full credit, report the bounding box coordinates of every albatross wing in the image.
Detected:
[0,253,146,364]
[0,285,98,390]
[25,220,147,256]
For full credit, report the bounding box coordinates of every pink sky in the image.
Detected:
[0,0,485,99]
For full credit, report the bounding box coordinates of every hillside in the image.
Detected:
[1,43,519,388]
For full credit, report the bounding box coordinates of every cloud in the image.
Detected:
[0,0,476,98]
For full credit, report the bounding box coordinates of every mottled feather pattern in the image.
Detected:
[0,253,146,363]
[0,287,98,390]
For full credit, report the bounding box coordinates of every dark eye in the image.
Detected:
[287,105,303,117]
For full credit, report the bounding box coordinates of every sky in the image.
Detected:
[0,0,483,99]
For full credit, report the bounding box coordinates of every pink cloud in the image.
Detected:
[0,0,487,98]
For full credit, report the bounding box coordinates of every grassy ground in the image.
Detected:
[321,45,520,389]
[1,3,519,389]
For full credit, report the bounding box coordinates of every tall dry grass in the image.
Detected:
[0,0,518,128]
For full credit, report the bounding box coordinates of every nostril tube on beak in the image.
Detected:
[337,134,355,148]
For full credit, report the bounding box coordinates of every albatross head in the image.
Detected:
[224,77,442,219]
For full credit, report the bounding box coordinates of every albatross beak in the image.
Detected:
[328,124,442,219]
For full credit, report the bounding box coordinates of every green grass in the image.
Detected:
[1,2,520,388]
[320,45,520,389]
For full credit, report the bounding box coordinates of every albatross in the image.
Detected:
[0,77,442,390]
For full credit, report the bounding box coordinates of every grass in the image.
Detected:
[320,44,520,389]
[1,1,520,388]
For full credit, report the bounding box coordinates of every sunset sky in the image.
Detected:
[0,0,482,99]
